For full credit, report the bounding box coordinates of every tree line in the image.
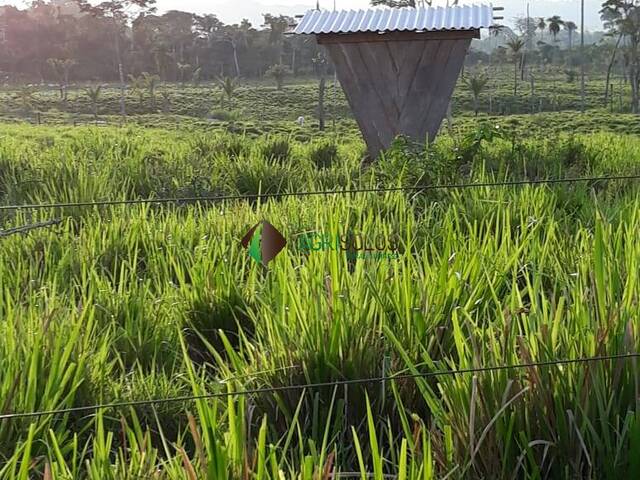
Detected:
[0,0,323,84]
[467,1,640,114]
[0,0,638,113]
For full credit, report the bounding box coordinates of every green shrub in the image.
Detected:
[189,134,217,158]
[309,141,338,169]
[259,136,291,163]
[294,133,310,142]
[377,135,460,187]
[564,69,577,83]
[208,109,237,121]
[214,134,249,159]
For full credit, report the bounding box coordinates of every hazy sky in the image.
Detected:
[0,0,607,31]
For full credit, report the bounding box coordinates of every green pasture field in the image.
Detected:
[1,121,640,478]
[0,68,635,125]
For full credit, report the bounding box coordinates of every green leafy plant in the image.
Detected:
[309,140,338,169]
[464,72,490,116]
[266,64,291,90]
[85,85,102,120]
[218,75,238,108]
[259,135,291,163]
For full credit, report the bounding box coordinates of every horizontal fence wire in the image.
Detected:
[1,352,637,421]
[1,177,639,419]
[1,174,640,212]
[0,219,62,237]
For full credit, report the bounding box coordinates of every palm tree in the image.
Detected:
[86,85,102,121]
[16,86,37,115]
[46,58,77,101]
[489,24,506,38]
[151,43,171,80]
[488,25,506,72]
[506,37,525,96]
[191,66,202,86]
[177,62,192,85]
[223,31,241,77]
[141,72,160,109]
[160,90,171,114]
[217,75,238,107]
[547,15,564,43]
[266,64,290,90]
[262,14,289,64]
[464,72,489,116]
[564,21,578,50]
[537,17,546,41]
[127,74,146,109]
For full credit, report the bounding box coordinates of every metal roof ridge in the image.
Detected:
[291,3,495,35]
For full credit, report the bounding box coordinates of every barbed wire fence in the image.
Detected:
[1,353,638,421]
[1,173,639,213]
[0,175,639,426]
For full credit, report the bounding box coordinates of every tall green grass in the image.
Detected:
[0,123,639,478]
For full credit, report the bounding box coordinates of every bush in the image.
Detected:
[232,156,288,195]
[375,133,471,188]
[208,109,237,121]
[214,134,249,159]
[556,134,589,170]
[309,141,338,169]
[260,136,291,163]
[189,134,217,158]
[564,69,577,83]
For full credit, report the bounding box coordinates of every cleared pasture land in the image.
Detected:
[1,69,636,126]
[1,123,640,478]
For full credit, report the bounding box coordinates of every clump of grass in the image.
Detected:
[214,134,249,159]
[230,155,291,195]
[184,291,252,365]
[375,135,460,189]
[208,108,238,122]
[309,140,338,169]
[259,135,291,163]
[189,133,219,159]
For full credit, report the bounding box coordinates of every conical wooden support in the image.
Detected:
[319,31,476,159]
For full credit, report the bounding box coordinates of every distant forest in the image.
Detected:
[0,0,636,98]
[0,0,324,83]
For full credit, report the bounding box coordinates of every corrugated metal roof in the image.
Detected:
[292,4,494,34]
